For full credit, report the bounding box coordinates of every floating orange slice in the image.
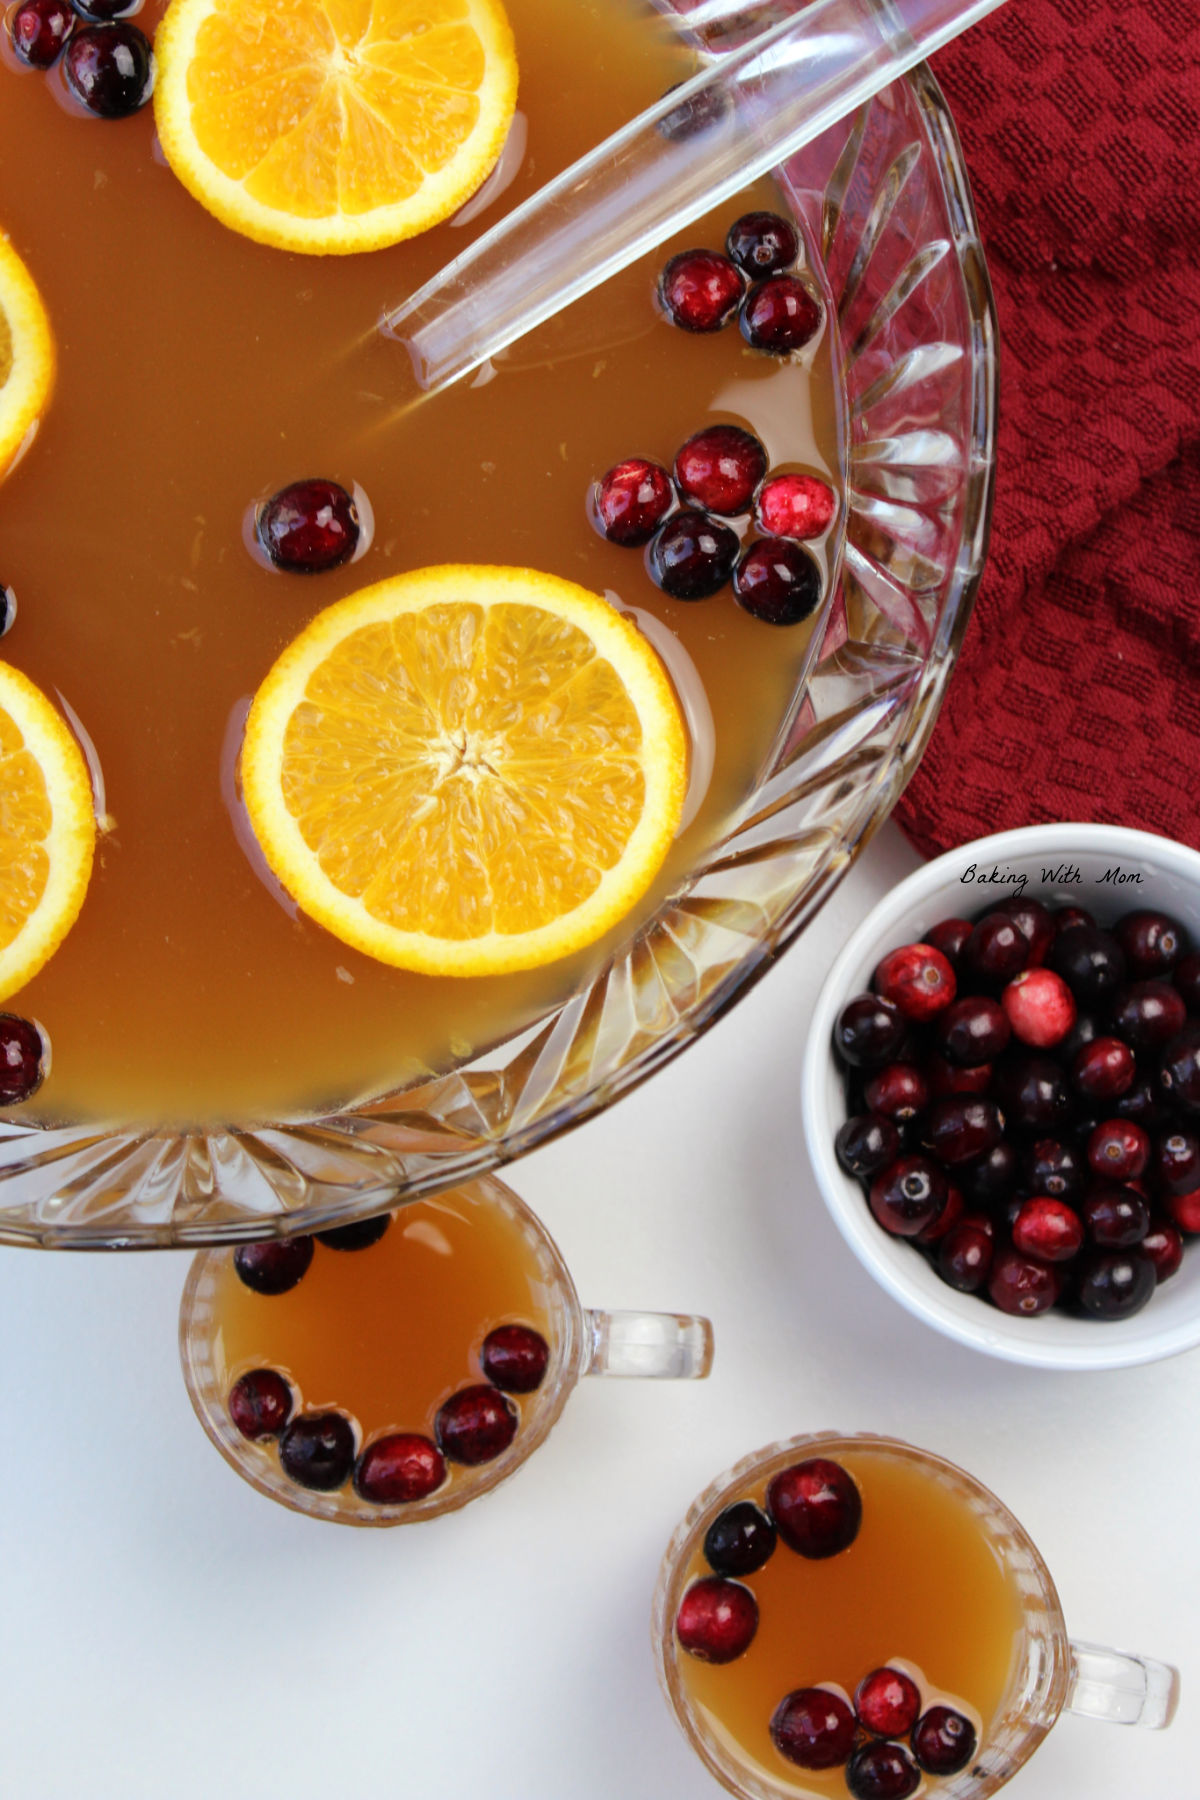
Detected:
[153,0,519,253]
[241,566,688,975]
[0,235,54,480]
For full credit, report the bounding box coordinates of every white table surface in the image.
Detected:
[1,821,1196,1800]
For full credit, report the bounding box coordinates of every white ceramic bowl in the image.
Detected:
[801,823,1200,1370]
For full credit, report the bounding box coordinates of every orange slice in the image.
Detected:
[0,661,95,1002]
[153,0,519,254]
[241,566,688,975]
[0,235,54,480]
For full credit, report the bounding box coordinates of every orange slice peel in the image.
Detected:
[0,235,54,481]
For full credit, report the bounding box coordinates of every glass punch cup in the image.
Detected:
[653,1433,1178,1799]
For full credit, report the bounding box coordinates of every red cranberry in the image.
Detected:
[917,1181,965,1245]
[278,1411,357,1490]
[1024,1138,1083,1204]
[435,1385,517,1464]
[868,1156,947,1237]
[703,1501,777,1576]
[912,1705,977,1775]
[937,1220,994,1291]
[1001,968,1076,1047]
[257,478,360,574]
[755,472,836,541]
[674,425,766,515]
[988,1248,1062,1316]
[1172,952,1200,1013]
[1115,909,1187,979]
[863,1063,928,1124]
[927,1054,992,1097]
[1166,1189,1200,1234]
[873,942,956,1020]
[1083,1184,1150,1248]
[925,917,972,967]
[233,1235,314,1295]
[659,250,744,332]
[1142,1219,1184,1281]
[0,1014,47,1103]
[767,1457,861,1558]
[1077,1250,1155,1319]
[993,1055,1071,1134]
[316,1214,390,1251]
[63,21,153,115]
[228,1368,294,1439]
[480,1323,549,1393]
[936,996,1011,1067]
[739,275,821,353]
[1159,1024,1200,1115]
[675,1576,758,1662]
[854,1667,920,1737]
[995,896,1055,965]
[959,1140,1019,1206]
[846,1740,920,1800]
[733,538,822,626]
[647,510,739,599]
[354,1433,446,1503]
[835,994,907,1068]
[965,912,1029,985]
[10,0,73,66]
[835,1113,901,1179]
[1112,981,1187,1049]
[770,1688,856,1769]
[1012,1197,1084,1263]
[726,210,800,276]
[1072,1036,1135,1103]
[1155,1128,1200,1195]
[922,1097,1004,1166]
[592,458,673,546]
[1047,926,1127,1009]
[1087,1120,1149,1183]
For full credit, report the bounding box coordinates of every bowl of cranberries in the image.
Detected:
[801,824,1200,1369]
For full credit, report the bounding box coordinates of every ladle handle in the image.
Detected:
[1065,1641,1180,1729]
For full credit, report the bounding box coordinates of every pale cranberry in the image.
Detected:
[755,472,836,540]
[1002,968,1076,1047]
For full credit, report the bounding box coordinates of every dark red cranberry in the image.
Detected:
[1001,968,1076,1047]
[278,1411,357,1490]
[917,1180,964,1244]
[770,1688,856,1769]
[1159,1024,1200,1115]
[228,1368,294,1440]
[0,585,13,638]
[1115,909,1188,979]
[315,1213,390,1251]
[673,426,765,516]
[964,912,1029,985]
[993,1055,1071,1134]
[912,1705,977,1775]
[868,1156,947,1237]
[233,1235,314,1295]
[1142,1219,1184,1282]
[739,275,821,353]
[435,1385,518,1465]
[703,1501,776,1577]
[995,896,1055,965]
[922,1097,1004,1166]
[257,478,360,574]
[835,1113,901,1179]
[928,1054,993,1097]
[846,1739,920,1800]
[480,1323,549,1393]
[592,458,673,546]
[10,0,73,66]
[1077,1249,1155,1319]
[767,1456,861,1558]
[925,917,972,967]
[659,250,744,332]
[726,210,800,276]
[1115,1077,1171,1130]
[354,1433,446,1503]
[937,1220,994,1291]
[63,21,152,115]
[988,1248,1062,1315]
[1087,1120,1149,1183]
[1060,1011,1101,1063]
[959,1140,1018,1206]
[0,1014,47,1103]
[1046,926,1127,1009]
[1053,906,1095,934]
[1012,1197,1084,1263]
[1072,1036,1135,1103]
[647,510,738,599]
[733,538,822,626]
[656,81,730,142]
[1082,1184,1150,1248]
[1167,1189,1200,1234]
[1155,1128,1200,1196]
[1112,981,1187,1049]
[674,1576,758,1662]
[72,0,137,16]
[936,996,1011,1067]
[1172,952,1200,1013]
[1023,1138,1083,1204]
[863,1062,928,1124]
[873,942,956,1021]
[755,472,836,541]
[835,994,907,1068]
[854,1667,920,1737]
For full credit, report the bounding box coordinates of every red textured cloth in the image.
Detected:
[894,0,1200,856]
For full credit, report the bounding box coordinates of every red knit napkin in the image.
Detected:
[894,0,1200,857]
